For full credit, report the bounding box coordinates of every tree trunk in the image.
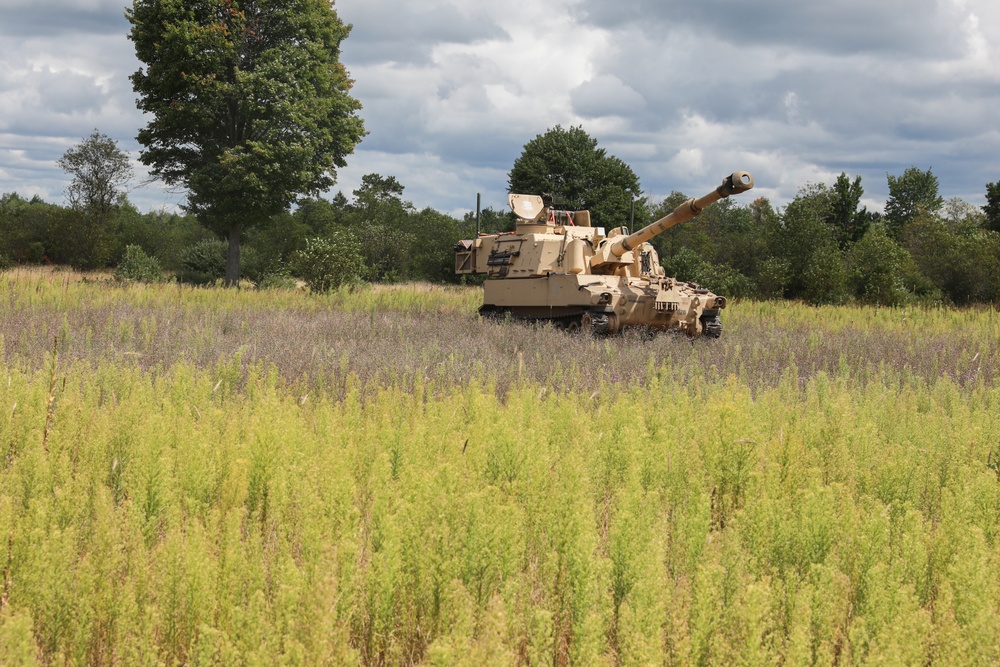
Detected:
[225,222,241,286]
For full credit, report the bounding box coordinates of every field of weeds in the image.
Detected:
[0,269,998,665]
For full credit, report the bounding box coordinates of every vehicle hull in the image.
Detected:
[480,274,725,336]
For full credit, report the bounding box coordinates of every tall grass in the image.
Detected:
[2,272,997,397]
[0,272,997,665]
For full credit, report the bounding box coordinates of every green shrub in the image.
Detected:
[802,245,849,305]
[698,263,755,299]
[26,241,46,264]
[239,247,282,286]
[754,257,791,299]
[114,245,164,283]
[176,238,272,286]
[255,273,299,290]
[177,238,227,285]
[662,247,708,283]
[662,249,754,298]
[117,209,215,271]
[291,234,366,293]
[847,225,911,305]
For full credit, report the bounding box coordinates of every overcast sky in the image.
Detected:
[1,0,998,218]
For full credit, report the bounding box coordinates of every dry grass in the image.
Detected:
[1,275,996,400]
[1,265,115,283]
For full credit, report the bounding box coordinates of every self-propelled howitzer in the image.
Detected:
[455,171,754,337]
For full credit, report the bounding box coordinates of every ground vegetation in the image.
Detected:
[0,273,997,665]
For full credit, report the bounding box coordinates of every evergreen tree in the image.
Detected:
[983,180,1000,233]
[827,172,868,247]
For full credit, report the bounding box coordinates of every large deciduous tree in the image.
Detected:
[508,125,645,229]
[128,0,365,284]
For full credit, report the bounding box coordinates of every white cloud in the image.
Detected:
[0,0,997,217]
[666,148,706,180]
[332,149,509,217]
[571,75,647,119]
[574,0,969,57]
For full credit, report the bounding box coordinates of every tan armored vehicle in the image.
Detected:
[456,171,754,337]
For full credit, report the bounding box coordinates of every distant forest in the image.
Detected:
[2,165,1000,306]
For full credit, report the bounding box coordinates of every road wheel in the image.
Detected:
[700,314,723,338]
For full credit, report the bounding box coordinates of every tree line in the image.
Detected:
[509,126,1000,307]
[0,163,466,291]
[650,166,1000,306]
[3,125,1000,307]
[6,2,993,306]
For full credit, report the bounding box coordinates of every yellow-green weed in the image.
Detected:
[0,275,997,665]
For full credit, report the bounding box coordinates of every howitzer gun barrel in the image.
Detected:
[612,171,754,257]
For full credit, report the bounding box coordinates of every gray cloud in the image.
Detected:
[542,0,1000,208]
[573,0,968,57]
[571,75,647,118]
[0,0,997,217]
[338,0,505,65]
[0,0,128,37]
[34,68,107,115]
